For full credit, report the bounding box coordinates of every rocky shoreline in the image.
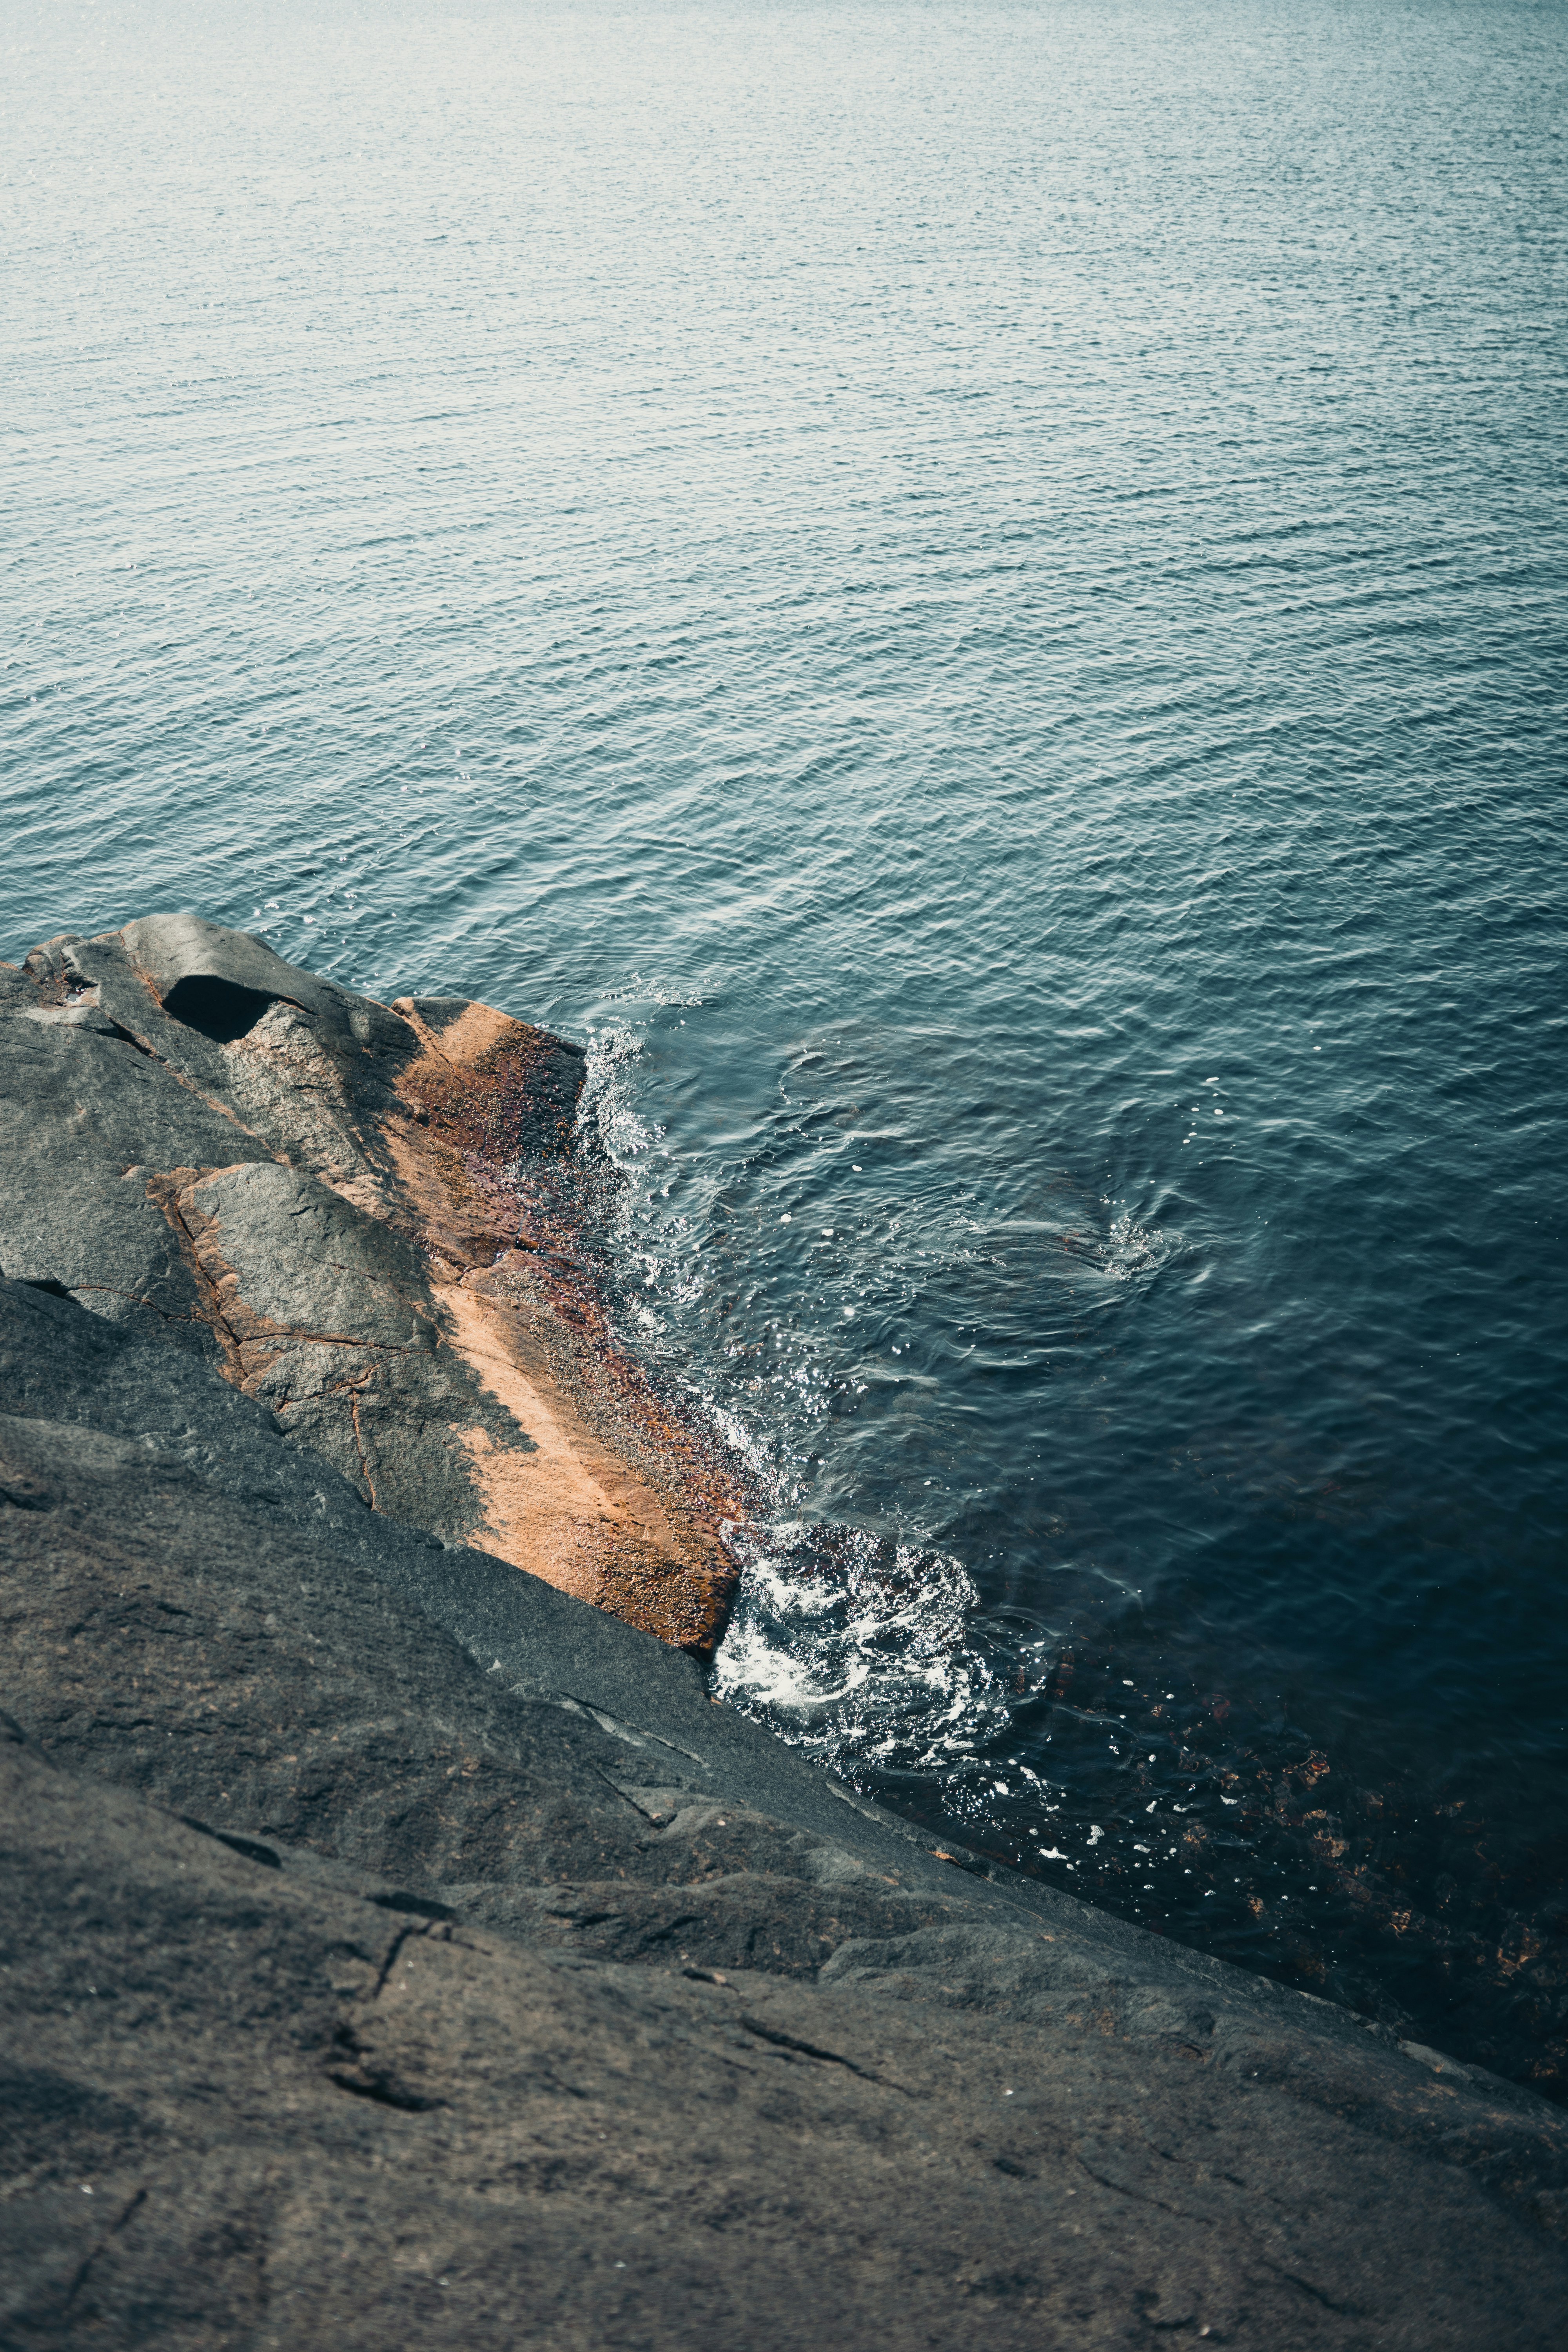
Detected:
[3,916,1566,2347]
[7,913,740,1647]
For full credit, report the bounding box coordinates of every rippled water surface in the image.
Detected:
[6,0,1567,2089]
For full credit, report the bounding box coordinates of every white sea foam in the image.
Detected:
[713,1519,1009,1774]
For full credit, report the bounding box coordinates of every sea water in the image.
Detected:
[5,0,1566,2090]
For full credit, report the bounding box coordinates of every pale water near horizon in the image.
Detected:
[5,0,1567,2089]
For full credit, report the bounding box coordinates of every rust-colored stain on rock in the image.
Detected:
[387,994,744,1652]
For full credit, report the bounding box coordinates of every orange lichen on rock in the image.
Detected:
[385,992,744,1652]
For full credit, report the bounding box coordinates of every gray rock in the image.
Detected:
[5,1731,1565,2352]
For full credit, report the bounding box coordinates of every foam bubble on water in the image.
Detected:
[713,1518,1009,1771]
[581,1021,660,1173]
[1098,1208,1178,1284]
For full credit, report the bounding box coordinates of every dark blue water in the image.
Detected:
[6,0,1566,2088]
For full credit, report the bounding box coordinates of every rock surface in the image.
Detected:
[2,913,738,1647]
[4,920,1568,2348]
